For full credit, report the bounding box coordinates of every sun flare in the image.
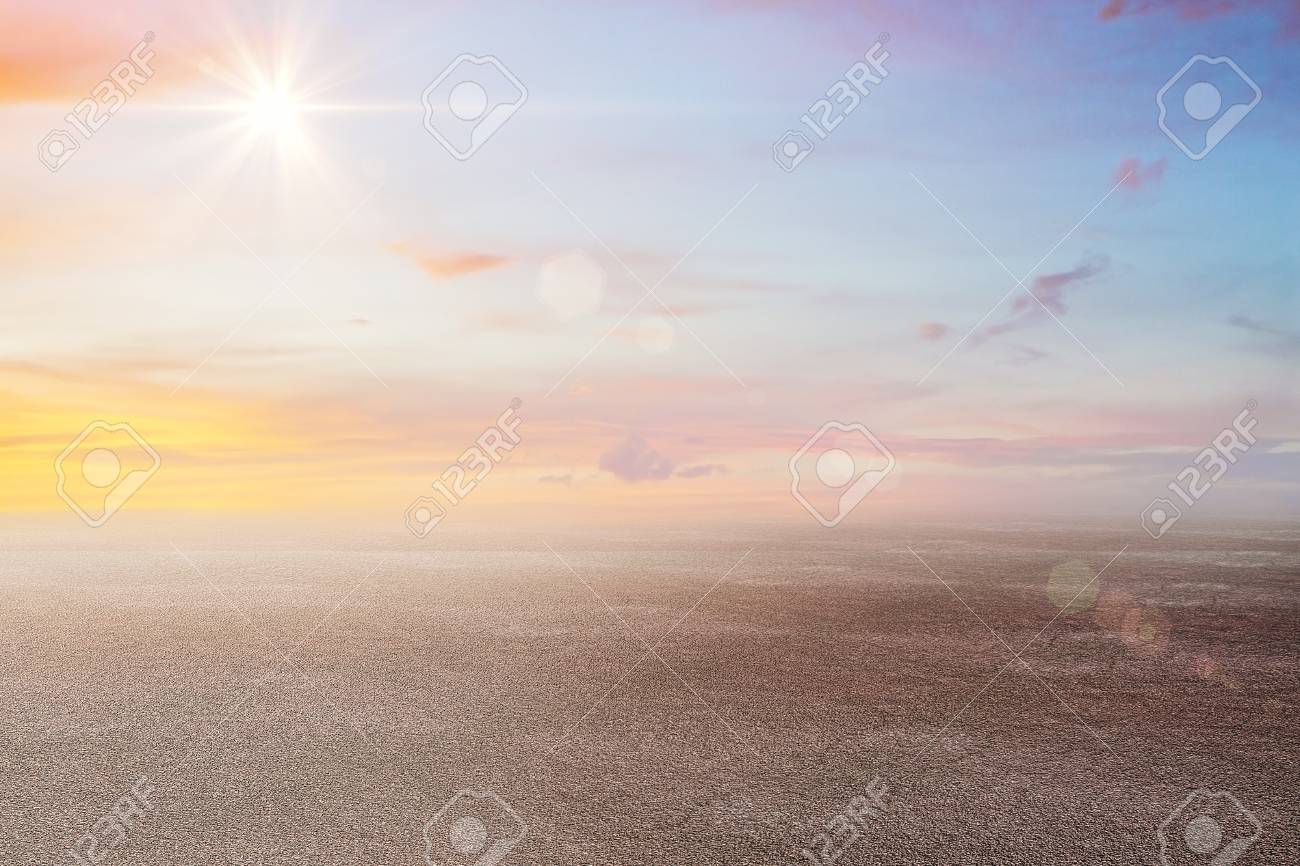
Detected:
[248,87,300,134]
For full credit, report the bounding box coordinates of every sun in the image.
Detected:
[249,87,299,134]
[236,80,313,163]
[182,13,397,195]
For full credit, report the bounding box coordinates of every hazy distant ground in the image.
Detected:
[3,519,1298,864]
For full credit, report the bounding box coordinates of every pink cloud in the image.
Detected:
[677,463,728,478]
[1113,157,1167,190]
[598,434,676,482]
[1098,0,1300,36]
[918,322,949,341]
[1099,0,1127,18]
[974,254,1109,343]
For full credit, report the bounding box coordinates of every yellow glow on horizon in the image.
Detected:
[0,368,792,519]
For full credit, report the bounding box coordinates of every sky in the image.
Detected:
[2,0,1297,528]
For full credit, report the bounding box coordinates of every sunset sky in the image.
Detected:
[3,0,1297,526]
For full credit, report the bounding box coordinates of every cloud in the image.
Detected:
[538,473,573,485]
[0,6,218,103]
[1009,345,1051,365]
[475,310,550,333]
[677,463,728,478]
[918,322,949,341]
[1113,157,1167,190]
[974,254,1110,344]
[605,301,736,318]
[1098,0,1300,36]
[0,10,138,102]
[388,242,510,279]
[598,434,676,482]
[685,275,800,295]
[1228,315,1300,356]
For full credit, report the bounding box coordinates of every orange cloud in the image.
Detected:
[388,242,510,279]
[0,3,205,103]
[0,10,112,101]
